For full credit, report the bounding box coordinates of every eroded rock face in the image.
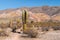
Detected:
[0,6,60,22]
[52,14,60,21]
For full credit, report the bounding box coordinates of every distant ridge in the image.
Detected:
[0,6,60,22]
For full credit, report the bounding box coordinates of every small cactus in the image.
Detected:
[9,19,13,28]
[16,18,21,28]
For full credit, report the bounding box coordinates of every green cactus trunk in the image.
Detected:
[22,10,28,33]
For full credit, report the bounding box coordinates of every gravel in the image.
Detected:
[0,31,60,40]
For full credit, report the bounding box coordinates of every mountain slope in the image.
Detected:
[0,6,60,22]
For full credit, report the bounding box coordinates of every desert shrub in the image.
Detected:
[51,22,60,30]
[52,26,60,30]
[41,27,49,31]
[27,28,38,38]
[0,22,9,28]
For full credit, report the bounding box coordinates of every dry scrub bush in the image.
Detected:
[52,26,60,30]
[0,22,8,28]
[37,21,60,31]
[0,28,8,36]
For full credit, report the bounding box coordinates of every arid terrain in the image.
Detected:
[0,6,60,22]
[0,6,60,40]
[0,30,60,40]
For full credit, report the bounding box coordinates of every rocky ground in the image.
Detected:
[0,30,60,40]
